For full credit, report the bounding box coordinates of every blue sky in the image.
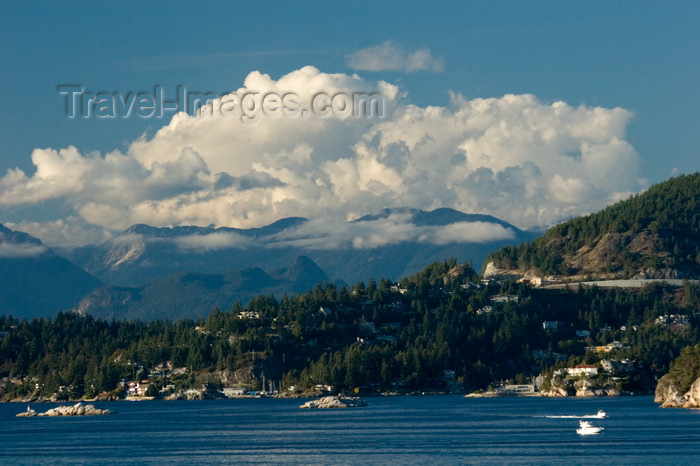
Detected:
[0,1,698,247]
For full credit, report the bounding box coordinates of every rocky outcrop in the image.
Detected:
[482,262,524,281]
[684,378,700,408]
[539,386,571,397]
[574,379,620,397]
[299,396,367,409]
[655,343,700,409]
[17,402,114,417]
[655,376,700,408]
[164,389,226,400]
[538,378,621,397]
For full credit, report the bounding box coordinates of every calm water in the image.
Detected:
[1,395,698,465]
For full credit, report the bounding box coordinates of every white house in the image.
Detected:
[222,387,248,397]
[127,381,150,396]
[566,364,599,377]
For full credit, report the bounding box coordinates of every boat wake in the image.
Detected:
[544,410,607,419]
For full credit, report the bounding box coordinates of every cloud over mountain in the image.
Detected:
[0,66,644,247]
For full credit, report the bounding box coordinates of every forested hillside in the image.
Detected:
[486,173,699,278]
[1,260,698,401]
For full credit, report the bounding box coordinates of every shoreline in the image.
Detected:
[4,389,652,403]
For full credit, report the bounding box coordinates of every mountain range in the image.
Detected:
[72,255,329,321]
[64,207,535,287]
[2,208,535,319]
[7,170,697,322]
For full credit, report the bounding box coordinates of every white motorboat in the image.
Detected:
[576,420,604,435]
[593,410,606,418]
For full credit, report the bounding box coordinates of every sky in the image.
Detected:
[0,1,698,249]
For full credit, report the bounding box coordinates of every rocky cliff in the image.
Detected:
[538,377,621,397]
[655,376,700,408]
[655,343,700,408]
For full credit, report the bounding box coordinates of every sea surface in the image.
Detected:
[1,395,698,465]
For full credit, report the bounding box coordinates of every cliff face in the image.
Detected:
[655,376,700,408]
[538,386,570,397]
[538,378,621,397]
[574,379,621,397]
[655,343,700,409]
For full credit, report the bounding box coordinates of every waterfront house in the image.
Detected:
[127,381,150,397]
[566,364,599,377]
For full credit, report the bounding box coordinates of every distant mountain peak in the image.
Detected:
[0,223,44,246]
[353,207,520,230]
[281,255,329,284]
[352,207,420,222]
[67,208,535,290]
[123,224,162,236]
[119,217,309,239]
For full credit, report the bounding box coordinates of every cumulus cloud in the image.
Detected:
[0,66,645,248]
[346,41,444,73]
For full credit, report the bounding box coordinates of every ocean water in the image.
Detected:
[1,395,698,465]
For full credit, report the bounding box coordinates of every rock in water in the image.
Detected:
[299,396,367,409]
[16,402,114,417]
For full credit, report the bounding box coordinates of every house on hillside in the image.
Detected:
[491,295,519,304]
[503,384,536,394]
[601,359,635,374]
[655,314,690,326]
[585,340,628,353]
[222,387,248,397]
[127,381,150,397]
[566,364,599,377]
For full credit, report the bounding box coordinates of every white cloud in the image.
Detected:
[0,242,47,258]
[269,214,419,250]
[429,222,515,245]
[174,232,254,251]
[4,218,111,248]
[0,66,645,248]
[347,41,444,73]
[266,215,515,250]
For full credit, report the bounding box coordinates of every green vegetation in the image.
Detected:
[657,342,700,397]
[487,173,700,277]
[1,259,698,400]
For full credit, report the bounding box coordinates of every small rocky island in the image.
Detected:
[299,396,367,409]
[17,402,115,417]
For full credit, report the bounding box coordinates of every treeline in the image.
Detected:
[1,259,699,400]
[487,172,700,275]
